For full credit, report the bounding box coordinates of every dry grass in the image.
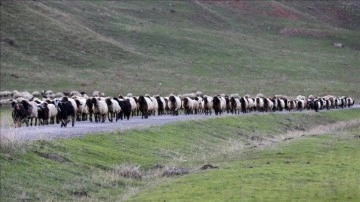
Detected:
[0,123,24,154]
[0,112,14,129]
[277,119,360,141]
[115,164,143,180]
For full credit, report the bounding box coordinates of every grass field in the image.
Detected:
[1,109,359,201]
[1,1,359,98]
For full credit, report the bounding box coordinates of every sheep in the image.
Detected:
[62,97,78,113]
[203,95,213,115]
[194,96,203,114]
[271,98,278,111]
[138,95,154,119]
[12,92,22,99]
[168,94,182,116]
[80,92,89,99]
[70,91,81,97]
[113,97,131,120]
[0,91,12,98]
[277,98,285,111]
[14,100,38,126]
[212,95,226,115]
[11,100,31,127]
[37,103,49,125]
[61,97,77,121]
[54,92,65,98]
[147,96,158,116]
[297,99,307,111]
[296,95,306,100]
[74,97,89,121]
[224,96,232,113]
[287,100,297,111]
[238,97,248,113]
[182,97,195,115]
[47,103,58,124]
[164,97,170,114]
[92,91,100,97]
[155,95,166,115]
[0,99,12,107]
[309,99,322,112]
[255,97,264,112]
[263,98,274,112]
[42,90,54,98]
[91,97,108,123]
[22,100,39,126]
[192,97,200,114]
[323,95,336,108]
[124,96,138,116]
[246,97,255,112]
[105,98,121,122]
[56,101,75,127]
[32,91,41,97]
[336,96,346,108]
[346,97,355,107]
[86,98,94,122]
[229,96,241,114]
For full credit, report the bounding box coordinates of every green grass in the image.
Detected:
[131,126,360,202]
[1,1,359,98]
[1,109,359,201]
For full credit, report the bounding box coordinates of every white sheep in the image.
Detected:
[92,97,108,123]
[203,95,213,115]
[278,99,285,111]
[105,98,121,122]
[182,97,195,115]
[47,103,58,124]
[263,98,274,112]
[246,97,255,112]
[147,96,158,116]
[255,97,264,112]
[27,101,39,126]
[168,94,182,116]
[124,96,138,116]
[74,97,89,121]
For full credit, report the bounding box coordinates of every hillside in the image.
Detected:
[1,0,359,98]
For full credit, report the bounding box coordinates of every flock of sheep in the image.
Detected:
[3,90,356,128]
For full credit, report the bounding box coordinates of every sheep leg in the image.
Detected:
[60,120,65,127]
[108,112,113,122]
[88,113,92,122]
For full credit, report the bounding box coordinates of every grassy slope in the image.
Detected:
[1,109,359,201]
[131,123,360,202]
[1,1,359,98]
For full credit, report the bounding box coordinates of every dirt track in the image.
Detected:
[1,106,359,142]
